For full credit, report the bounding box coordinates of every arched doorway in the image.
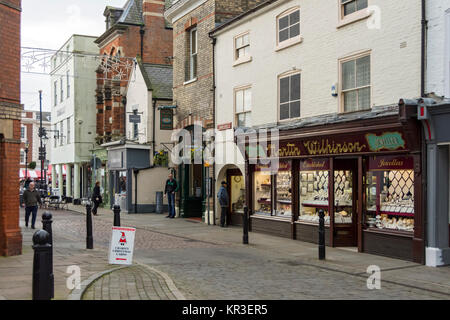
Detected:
[217,164,245,226]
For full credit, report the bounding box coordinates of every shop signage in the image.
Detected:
[368,155,414,170]
[108,227,136,265]
[300,158,330,171]
[217,122,232,131]
[365,132,405,152]
[129,114,141,123]
[160,109,173,130]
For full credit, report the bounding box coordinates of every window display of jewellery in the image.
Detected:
[334,170,353,224]
[299,171,329,224]
[275,170,292,217]
[254,171,272,215]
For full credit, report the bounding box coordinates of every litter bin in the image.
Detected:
[155,191,163,214]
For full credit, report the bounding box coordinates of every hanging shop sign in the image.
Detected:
[160,109,173,130]
[108,226,136,265]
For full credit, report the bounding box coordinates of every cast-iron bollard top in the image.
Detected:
[113,205,120,211]
[42,211,52,221]
[32,230,50,246]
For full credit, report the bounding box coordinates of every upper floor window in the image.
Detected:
[54,81,57,106]
[185,28,197,82]
[340,53,371,112]
[66,117,71,144]
[53,124,57,148]
[60,77,64,103]
[277,8,300,45]
[235,33,250,60]
[66,70,70,98]
[235,87,252,127]
[279,72,301,121]
[341,0,368,17]
[20,149,25,165]
[21,126,25,139]
[60,121,64,146]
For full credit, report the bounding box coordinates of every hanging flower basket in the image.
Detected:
[153,150,169,167]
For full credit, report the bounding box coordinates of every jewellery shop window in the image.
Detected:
[298,159,330,225]
[365,156,414,232]
[254,164,273,216]
[274,160,292,218]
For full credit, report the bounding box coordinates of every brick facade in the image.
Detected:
[0,0,22,256]
[95,0,173,145]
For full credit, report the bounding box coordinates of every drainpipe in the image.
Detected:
[140,26,145,62]
[152,99,156,162]
[211,35,217,225]
[421,0,427,97]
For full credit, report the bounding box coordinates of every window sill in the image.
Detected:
[337,10,372,29]
[233,56,252,67]
[183,78,197,86]
[275,35,303,52]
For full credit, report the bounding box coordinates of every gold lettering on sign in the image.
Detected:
[279,143,302,157]
[303,139,366,155]
[378,159,404,168]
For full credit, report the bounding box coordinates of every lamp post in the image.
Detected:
[25,140,29,180]
[38,90,44,190]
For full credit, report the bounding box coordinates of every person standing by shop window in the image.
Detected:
[217,181,229,227]
[164,173,178,218]
[91,181,102,216]
[23,182,42,229]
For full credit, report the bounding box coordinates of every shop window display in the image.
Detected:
[334,170,353,224]
[254,165,273,215]
[298,159,330,224]
[231,175,245,214]
[274,161,292,217]
[365,156,414,232]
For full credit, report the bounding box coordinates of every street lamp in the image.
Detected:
[25,140,29,180]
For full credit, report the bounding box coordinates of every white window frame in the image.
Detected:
[60,121,64,146]
[60,77,64,102]
[276,7,302,52]
[278,70,301,121]
[338,0,371,28]
[20,126,26,140]
[54,81,57,106]
[189,28,197,81]
[339,51,372,113]
[20,149,25,165]
[66,117,70,144]
[233,31,252,66]
[67,70,70,98]
[234,85,252,128]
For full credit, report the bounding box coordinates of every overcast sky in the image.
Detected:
[21,0,126,112]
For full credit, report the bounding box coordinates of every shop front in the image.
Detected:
[243,106,424,263]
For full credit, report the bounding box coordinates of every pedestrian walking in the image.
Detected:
[164,173,178,218]
[91,181,102,216]
[23,182,42,229]
[217,181,229,227]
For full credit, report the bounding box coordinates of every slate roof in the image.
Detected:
[141,63,173,100]
[118,0,143,25]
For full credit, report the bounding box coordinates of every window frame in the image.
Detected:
[20,149,25,165]
[233,31,252,66]
[54,81,58,106]
[338,50,372,113]
[66,117,70,144]
[66,70,70,98]
[338,0,371,28]
[234,85,252,128]
[278,70,302,122]
[276,7,302,51]
[60,77,64,103]
[189,27,197,81]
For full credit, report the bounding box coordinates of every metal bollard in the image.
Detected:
[86,203,93,249]
[113,205,121,227]
[32,230,53,300]
[243,206,249,244]
[318,209,325,260]
[41,212,54,298]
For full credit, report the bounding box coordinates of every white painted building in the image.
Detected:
[50,35,98,200]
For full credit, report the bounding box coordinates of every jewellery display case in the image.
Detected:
[254,166,272,216]
[298,170,330,224]
[274,161,292,217]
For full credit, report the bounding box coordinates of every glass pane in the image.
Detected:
[237,113,245,127]
[243,34,249,46]
[231,175,245,214]
[290,101,300,118]
[356,55,370,87]
[344,90,358,112]
[279,29,289,43]
[191,30,197,54]
[237,48,244,59]
[290,10,300,25]
[358,87,371,110]
[245,112,251,127]
[235,36,242,48]
[299,170,330,224]
[244,46,250,57]
[290,74,300,100]
[275,161,292,217]
[289,24,300,38]
[357,0,368,10]
[192,54,197,78]
[236,90,244,113]
[342,60,355,90]
[343,1,356,16]
[280,77,290,103]
[280,103,290,120]
[334,170,353,224]
[279,15,289,30]
[254,168,272,215]
[244,89,252,112]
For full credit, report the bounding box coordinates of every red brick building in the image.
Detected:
[0,0,22,256]
[95,0,173,144]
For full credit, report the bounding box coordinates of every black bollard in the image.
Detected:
[318,209,325,260]
[41,212,54,298]
[32,229,53,300]
[243,206,249,244]
[86,203,93,249]
[113,205,121,227]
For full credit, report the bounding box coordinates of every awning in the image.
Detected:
[47,164,66,176]
[19,169,40,179]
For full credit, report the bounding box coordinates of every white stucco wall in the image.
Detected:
[426,0,450,98]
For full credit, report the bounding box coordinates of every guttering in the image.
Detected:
[421,0,427,97]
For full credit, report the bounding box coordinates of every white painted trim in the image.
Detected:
[183,77,197,86]
[164,0,208,24]
[232,55,252,67]
[275,35,303,52]
[143,12,164,17]
[445,9,450,98]
[143,0,164,3]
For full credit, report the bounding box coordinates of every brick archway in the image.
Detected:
[176,115,213,130]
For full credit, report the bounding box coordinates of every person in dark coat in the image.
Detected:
[217,181,229,227]
[164,173,178,218]
[91,181,102,216]
[23,182,42,229]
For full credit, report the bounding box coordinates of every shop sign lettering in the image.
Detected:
[300,158,330,171]
[303,139,366,155]
[365,132,405,152]
[278,143,302,157]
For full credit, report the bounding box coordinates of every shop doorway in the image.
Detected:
[333,158,358,247]
[226,169,245,226]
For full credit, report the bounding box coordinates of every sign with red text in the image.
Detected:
[108,227,136,265]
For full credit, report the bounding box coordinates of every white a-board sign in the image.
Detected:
[108,226,136,265]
